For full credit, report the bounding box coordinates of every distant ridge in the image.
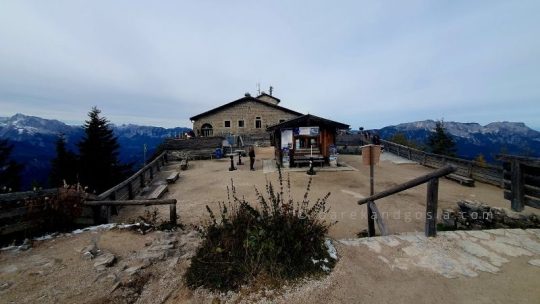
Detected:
[0,113,191,190]
[376,120,540,162]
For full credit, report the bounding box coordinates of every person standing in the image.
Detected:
[249,146,256,171]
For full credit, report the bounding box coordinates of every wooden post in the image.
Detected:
[423,153,427,165]
[170,203,177,225]
[149,166,154,179]
[467,162,473,177]
[408,147,411,160]
[369,201,387,236]
[127,182,134,199]
[425,178,439,237]
[368,145,376,237]
[139,173,145,188]
[511,160,524,211]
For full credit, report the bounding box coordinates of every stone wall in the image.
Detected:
[193,100,300,137]
[440,200,540,230]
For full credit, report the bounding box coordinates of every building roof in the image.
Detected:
[267,114,350,131]
[189,95,302,121]
[256,92,281,103]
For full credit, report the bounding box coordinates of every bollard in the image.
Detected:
[307,158,316,175]
[229,154,237,171]
[237,152,244,165]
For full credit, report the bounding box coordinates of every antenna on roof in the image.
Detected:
[269,86,273,96]
[256,83,261,95]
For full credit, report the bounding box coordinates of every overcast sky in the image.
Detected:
[1,1,539,130]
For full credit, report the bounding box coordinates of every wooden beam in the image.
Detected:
[84,199,177,206]
[368,201,388,236]
[358,165,456,205]
[497,154,540,167]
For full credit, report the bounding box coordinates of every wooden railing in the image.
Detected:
[0,188,89,238]
[84,199,177,225]
[96,151,169,201]
[358,165,456,237]
[499,155,540,211]
[375,139,503,187]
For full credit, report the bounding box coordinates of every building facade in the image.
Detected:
[190,93,302,138]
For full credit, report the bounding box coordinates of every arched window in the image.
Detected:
[201,123,213,137]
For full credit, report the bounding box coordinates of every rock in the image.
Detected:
[0,281,13,291]
[528,259,540,267]
[94,251,116,270]
[19,238,32,251]
[441,209,456,229]
[124,261,150,276]
[80,243,99,260]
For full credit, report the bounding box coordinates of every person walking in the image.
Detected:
[249,146,256,171]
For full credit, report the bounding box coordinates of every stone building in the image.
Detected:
[190,93,302,138]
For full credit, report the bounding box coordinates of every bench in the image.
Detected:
[180,159,189,171]
[166,172,179,184]
[445,173,475,187]
[147,184,168,199]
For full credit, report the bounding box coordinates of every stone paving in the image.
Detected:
[339,229,540,278]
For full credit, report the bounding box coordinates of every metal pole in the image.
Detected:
[368,145,376,236]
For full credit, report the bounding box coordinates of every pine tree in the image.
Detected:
[78,107,132,193]
[49,134,78,187]
[0,139,23,193]
[426,120,457,156]
[389,132,422,150]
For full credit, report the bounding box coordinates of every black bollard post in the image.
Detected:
[307,157,316,175]
[237,152,243,165]
[229,154,237,171]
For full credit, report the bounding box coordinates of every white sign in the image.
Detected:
[281,129,293,148]
[298,127,319,136]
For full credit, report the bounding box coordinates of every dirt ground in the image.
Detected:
[2,147,539,304]
[116,147,538,239]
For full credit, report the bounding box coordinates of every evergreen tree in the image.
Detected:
[389,132,422,150]
[0,139,23,193]
[426,120,457,156]
[49,134,78,187]
[78,107,131,193]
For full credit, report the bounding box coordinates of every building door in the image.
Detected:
[201,123,213,137]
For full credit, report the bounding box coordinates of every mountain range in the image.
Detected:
[0,113,190,190]
[376,120,540,162]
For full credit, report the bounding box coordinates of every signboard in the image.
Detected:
[293,127,319,136]
[362,145,381,166]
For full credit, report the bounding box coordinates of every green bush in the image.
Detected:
[185,169,336,291]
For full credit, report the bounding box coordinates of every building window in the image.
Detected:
[255,117,262,129]
[238,120,244,128]
[224,120,231,128]
[201,123,213,137]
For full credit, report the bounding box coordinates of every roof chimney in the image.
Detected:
[269,86,273,96]
[244,92,251,97]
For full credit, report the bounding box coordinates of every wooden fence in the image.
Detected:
[0,188,89,239]
[500,155,540,211]
[96,151,169,201]
[379,139,503,187]
[0,151,173,240]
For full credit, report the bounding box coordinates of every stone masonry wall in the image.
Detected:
[193,100,300,137]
